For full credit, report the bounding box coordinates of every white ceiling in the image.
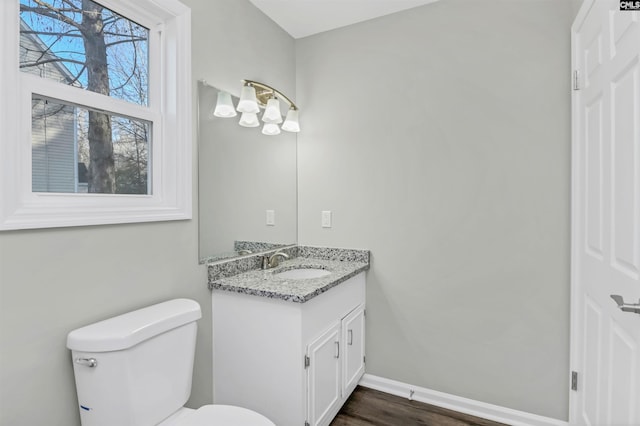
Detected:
[249,0,440,39]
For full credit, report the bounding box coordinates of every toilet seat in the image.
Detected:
[180,405,275,426]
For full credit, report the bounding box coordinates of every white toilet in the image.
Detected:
[66,298,275,426]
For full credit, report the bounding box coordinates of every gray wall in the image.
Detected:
[0,1,294,424]
[296,0,574,420]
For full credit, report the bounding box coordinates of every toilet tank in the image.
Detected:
[67,299,202,426]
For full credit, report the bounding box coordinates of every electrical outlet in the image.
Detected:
[266,210,275,226]
[321,211,332,228]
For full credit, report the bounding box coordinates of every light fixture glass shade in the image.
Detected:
[262,122,281,136]
[213,91,237,118]
[262,98,283,124]
[238,112,260,127]
[237,85,259,113]
[281,109,300,132]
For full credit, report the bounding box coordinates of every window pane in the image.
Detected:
[20,0,149,106]
[32,96,151,195]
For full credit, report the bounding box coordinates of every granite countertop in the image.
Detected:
[208,247,369,303]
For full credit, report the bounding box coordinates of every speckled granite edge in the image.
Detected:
[199,252,243,264]
[287,263,369,302]
[208,256,369,303]
[199,242,294,265]
[297,246,370,263]
[210,263,368,303]
[207,245,298,281]
[234,241,291,253]
[207,256,262,281]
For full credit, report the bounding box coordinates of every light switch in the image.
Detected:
[321,210,332,228]
[266,210,275,226]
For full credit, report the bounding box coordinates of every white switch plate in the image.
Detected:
[266,210,275,226]
[321,211,332,228]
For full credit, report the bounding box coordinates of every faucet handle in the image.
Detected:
[268,251,289,268]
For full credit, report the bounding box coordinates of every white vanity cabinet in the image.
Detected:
[212,272,366,426]
[306,304,365,426]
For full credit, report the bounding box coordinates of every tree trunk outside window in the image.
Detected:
[81,0,115,193]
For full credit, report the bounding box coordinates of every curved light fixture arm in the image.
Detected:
[243,79,298,111]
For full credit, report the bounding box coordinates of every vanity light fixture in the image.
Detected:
[262,122,281,136]
[281,109,300,132]
[262,97,283,124]
[238,112,260,128]
[237,85,260,114]
[209,79,300,135]
[213,91,237,118]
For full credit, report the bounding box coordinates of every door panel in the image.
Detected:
[307,322,341,426]
[610,57,639,278]
[585,95,604,259]
[342,305,365,396]
[582,296,602,425]
[572,2,640,425]
[607,321,637,425]
[611,11,636,51]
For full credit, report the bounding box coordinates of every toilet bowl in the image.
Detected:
[67,299,274,426]
[159,405,274,426]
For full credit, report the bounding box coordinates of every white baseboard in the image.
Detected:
[358,374,568,426]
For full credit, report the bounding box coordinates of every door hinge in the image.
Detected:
[571,371,578,391]
[363,355,366,364]
[304,355,310,368]
[573,70,580,91]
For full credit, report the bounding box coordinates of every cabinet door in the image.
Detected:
[341,304,365,396]
[306,322,341,426]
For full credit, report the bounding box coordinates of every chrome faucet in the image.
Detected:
[262,251,289,269]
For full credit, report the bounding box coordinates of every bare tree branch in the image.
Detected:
[23,1,81,28]
[103,31,146,38]
[67,64,86,85]
[59,0,81,11]
[21,30,83,37]
[20,57,86,68]
[105,37,146,47]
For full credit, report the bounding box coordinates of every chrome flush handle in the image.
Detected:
[75,357,98,368]
[610,295,640,315]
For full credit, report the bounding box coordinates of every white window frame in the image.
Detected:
[0,0,192,230]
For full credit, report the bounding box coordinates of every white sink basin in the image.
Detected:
[275,268,331,279]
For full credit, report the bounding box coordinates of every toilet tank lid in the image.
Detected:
[66,299,202,352]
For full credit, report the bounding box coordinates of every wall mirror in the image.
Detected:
[197,81,297,263]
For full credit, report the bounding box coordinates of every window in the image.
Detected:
[31,96,151,194]
[0,0,192,230]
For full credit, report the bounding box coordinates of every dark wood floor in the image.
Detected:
[331,386,508,426]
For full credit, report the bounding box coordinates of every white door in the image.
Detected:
[307,322,341,426]
[342,304,365,397]
[571,1,640,425]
